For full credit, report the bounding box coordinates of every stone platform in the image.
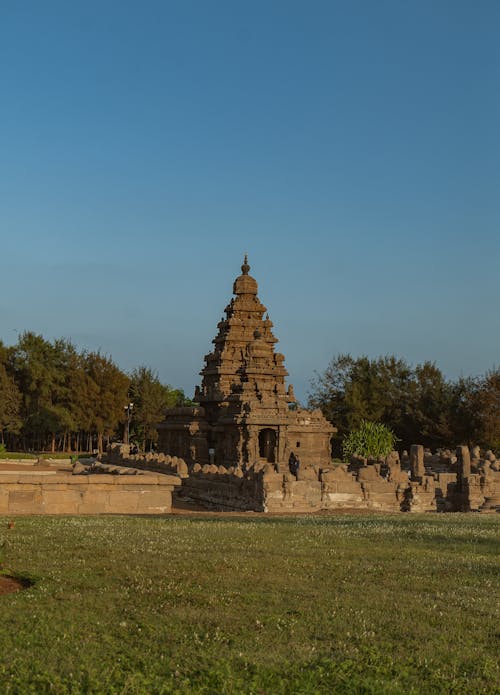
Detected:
[0,462,180,515]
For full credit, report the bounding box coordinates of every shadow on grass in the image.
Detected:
[0,572,35,595]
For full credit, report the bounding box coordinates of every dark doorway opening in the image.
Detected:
[259,428,276,463]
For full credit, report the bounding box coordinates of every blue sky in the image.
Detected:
[1,1,499,402]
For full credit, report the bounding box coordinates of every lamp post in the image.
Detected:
[124,402,134,445]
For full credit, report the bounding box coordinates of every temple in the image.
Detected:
[102,257,499,513]
[157,256,335,470]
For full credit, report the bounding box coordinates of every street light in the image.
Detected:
[124,402,134,445]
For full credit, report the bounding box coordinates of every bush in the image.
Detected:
[342,420,398,462]
[0,443,6,455]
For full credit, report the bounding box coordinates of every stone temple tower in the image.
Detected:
[157,256,334,470]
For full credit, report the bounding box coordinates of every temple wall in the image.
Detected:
[177,463,500,513]
[284,428,332,468]
[100,444,500,514]
[0,472,179,515]
[181,467,266,511]
[102,443,189,478]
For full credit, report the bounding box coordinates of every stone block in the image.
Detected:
[296,467,317,481]
[78,490,110,513]
[322,466,353,483]
[9,490,44,513]
[357,466,381,482]
[105,491,140,512]
[38,483,71,491]
[410,445,425,479]
[0,475,31,484]
[41,490,83,514]
[136,490,172,512]
[322,491,365,508]
[457,445,471,477]
[0,489,9,513]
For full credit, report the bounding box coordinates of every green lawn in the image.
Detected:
[0,514,499,694]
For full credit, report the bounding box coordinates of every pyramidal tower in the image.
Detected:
[157,256,334,470]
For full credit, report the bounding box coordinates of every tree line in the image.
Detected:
[308,354,499,455]
[0,332,188,454]
[1,334,498,456]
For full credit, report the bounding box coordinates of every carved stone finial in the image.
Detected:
[241,254,250,275]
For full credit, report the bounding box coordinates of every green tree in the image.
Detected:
[11,332,66,451]
[129,366,187,451]
[309,354,455,452]
[476,368,500,452]
[0,342,22,446]
[85,352,130,454]
[410,362,454,448]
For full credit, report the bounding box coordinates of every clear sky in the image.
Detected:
[1,1,499,402]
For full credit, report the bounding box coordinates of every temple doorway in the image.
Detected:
[259,428,276,463]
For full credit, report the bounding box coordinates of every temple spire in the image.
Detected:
[241,253,250,275]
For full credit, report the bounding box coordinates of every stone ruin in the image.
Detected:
[157,256,335,472]
[102,442,189,479]
[6,256,496,515]
[106,255,497,514]
[102,442,499,513]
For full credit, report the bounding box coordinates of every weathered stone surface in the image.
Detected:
[457,445,471,478]
[72,462,87,475]
[9,490,44,513]
[0,488,9,513]
[157,257,335,473]
[41,490,83,514]
[357,466,381,482]
[410,445,425,479]
[0,471,180,515]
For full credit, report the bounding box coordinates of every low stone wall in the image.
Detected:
[182,466,266,511]
[0,471,180,515]
[179,459,500,514]
[93,443,500,514]
[179,464,412,513]
[102,444,189,479]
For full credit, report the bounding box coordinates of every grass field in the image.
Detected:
[0,514,499,694]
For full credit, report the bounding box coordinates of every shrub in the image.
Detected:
[342,420,398,462]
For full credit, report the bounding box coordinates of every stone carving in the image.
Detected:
[410,444,425,480]
[457,445,471,480]
[157,256,335,471]
[147,259,500,514]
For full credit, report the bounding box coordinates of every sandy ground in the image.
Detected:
[0,576,26,596]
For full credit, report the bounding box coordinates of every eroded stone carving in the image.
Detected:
[157,256,335,472]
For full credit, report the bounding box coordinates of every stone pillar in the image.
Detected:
[457,445,471,479]
[277,426,287,465]
[410,445,425,480]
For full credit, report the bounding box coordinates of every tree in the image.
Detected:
[129,366,187,451]
[309,354,415,450]
[0,342,21,446]
[11,332,65,451]
[476,368,500,452]
[85,351,130,454]
[2,332,190,454]
[410,362,454,448]
[309,354,455,452]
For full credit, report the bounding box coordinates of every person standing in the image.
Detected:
[288,451,300,479]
